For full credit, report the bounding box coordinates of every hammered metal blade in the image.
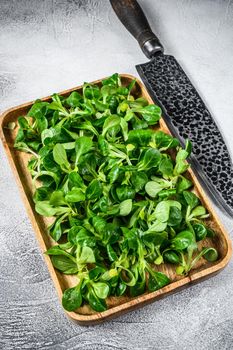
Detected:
[136,54,233,215]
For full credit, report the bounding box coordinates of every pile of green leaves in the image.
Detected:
[14,73,218,313]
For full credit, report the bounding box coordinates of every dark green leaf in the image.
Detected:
[68,171,85,189]
[116,185,135,201]
[131,172,148,192]
[193,223,207,241]
[148,270,170,292]
[139,104,161,125]
[89,266,106,281]
[102,115,121,137]
[92,216,107,234]
[183,191,199,210]
[107,244,118,262]
[102,73,119,87]
[51,255,78,274]
[108,165,121,184]
[154,131,179,150]
[116,282,127,296]
[138,148,161,171]
[159,157,173,176]
[167,206,182,227]
[163,251,180,264]
[62,286,82,311]
[66,91,82,107]
[75,136,93,165]
[86,179,102,200]
[142,231,167,245]
[176,176,193,193]
[171,230,194,250]
[127,129,153,146]
[87,289,107,312]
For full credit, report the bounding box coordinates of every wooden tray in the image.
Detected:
[0,74,231,325]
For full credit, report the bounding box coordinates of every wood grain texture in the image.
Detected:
[1,0,233,348]
[0,73,232,325]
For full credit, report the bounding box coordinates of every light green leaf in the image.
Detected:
[75,136,93,165]
[78,246,96,264]
[148,220,167,232]
[53,143,68,165]
[119,199,132,216]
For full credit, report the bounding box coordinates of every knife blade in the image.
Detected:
[110,0,233,216]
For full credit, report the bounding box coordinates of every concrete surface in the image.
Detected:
[0,0,233,349]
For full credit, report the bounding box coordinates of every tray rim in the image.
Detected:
[0,73,232,325]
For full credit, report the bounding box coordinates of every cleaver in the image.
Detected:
[110,0,233,216]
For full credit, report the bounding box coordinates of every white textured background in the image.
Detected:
[1,1,233,349]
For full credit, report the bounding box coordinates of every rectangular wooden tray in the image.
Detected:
[0,74,231,325]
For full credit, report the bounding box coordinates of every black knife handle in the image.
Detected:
[110,0,163,58]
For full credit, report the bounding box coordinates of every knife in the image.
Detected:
[110,0,233,216]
